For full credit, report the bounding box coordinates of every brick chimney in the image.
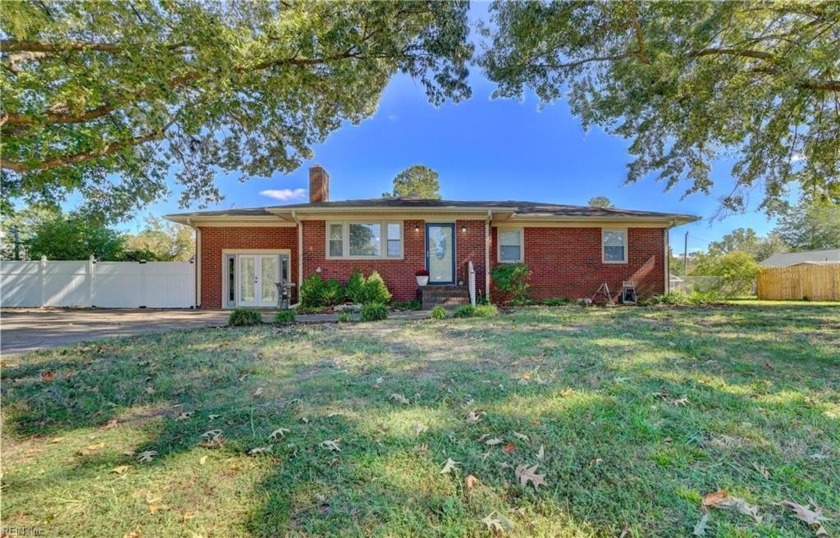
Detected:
[309,165,330,203]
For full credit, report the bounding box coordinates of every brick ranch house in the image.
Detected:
[165,166,698,309]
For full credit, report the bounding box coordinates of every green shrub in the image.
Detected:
[363,271,392,304]
[429,305,447,320]
[228,308,262,326]
[453,304,499,318]
[541,297,572,306]
[344,268,366,303]
[337,311,351,323]
[393,299,422,311]
[273,310,296,323]
[322,278,344,306]
[491,263,530,303]
[686,290,722,305]
[300,273,326,308]
[360,302,389,322]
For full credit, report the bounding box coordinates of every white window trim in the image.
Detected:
[602,228,628,264]
[497,227,524,263]
[325,221,404,260]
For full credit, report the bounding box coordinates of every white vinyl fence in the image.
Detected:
[1,258,195,308]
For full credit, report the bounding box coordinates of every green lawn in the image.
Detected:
[2,305,838,537]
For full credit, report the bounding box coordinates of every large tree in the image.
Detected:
[124,215,194,261]
[26,213,125,260]
[383,165,442,198]
[773,202,840,251]
[706,227,788,261]
[480,1,840,215]
[1,1,471,221]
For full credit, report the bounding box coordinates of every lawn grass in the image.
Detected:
[2,304,838,537]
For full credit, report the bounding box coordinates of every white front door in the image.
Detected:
[238,255,279,307]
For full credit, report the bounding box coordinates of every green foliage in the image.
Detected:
[362,271,392,304]
[491,263,530,303]
[337,312,351,323]
[360,303,389,322]
[429,305,447,320]
[228,308,262,326]
[541,297,573,306]
[773,202,840,251]
[587,196,614,208]
[26,212,125,260]
[124,215,195,261]
[706,227,788,262]
[321,278,345,307]
[643,291,723,306]
[692,251,760,297]
[344,268,366,303]
[273,310,296,323]
[393,299,422,311]
[2,3,472,221]
[480,2,840,215]
[300,274,327,308]
[383,165,442,199]
[453,304,498,318]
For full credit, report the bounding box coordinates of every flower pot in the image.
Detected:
[416,275,429,286]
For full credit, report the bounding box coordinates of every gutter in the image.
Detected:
[290,210,302,309]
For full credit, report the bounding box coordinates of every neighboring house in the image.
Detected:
[165,166,698,309]
[760,249,840,268]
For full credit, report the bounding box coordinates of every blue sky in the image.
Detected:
[132,8,781,254]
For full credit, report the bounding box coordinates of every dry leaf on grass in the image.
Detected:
[268,428,290,440]
[389,393,410,405]
[176,412,193,421]
[253,387,264,397]
[481,511,514,532]
[692,513,710,536]
[702,489,729,507]
[111,465,131,475]
[514,464,545,489]
[779,500,829,536]
[465,475,480,491]
[503,442,516,455]
[136,450,157,463]
[411,423,428,435]
[440,458,460,474]
[320,439,341,452]
[672,397,689,407]
[248,446,273,456]
[199,456,208,465]
[465,410,484,425]
[485,437,503,446]
[536,445,545,461]
[512,432,529,441]
[702,489,761,523]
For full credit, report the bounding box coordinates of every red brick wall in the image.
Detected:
[199,227,298,309]
[456,219,488,297]
[492,227,665,301]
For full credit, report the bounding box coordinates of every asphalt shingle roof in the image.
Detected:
[760,249,840,268]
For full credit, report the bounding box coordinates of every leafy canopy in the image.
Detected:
[383,165,442,199]
[773,202,840,251]
[480,1,840,215]
[124,215,194,261]
[1,1,471,221]
[587,196,614,208]
[26,213,125,261]
[706,228,788,262]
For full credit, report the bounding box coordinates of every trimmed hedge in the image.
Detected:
[228,308,262,326]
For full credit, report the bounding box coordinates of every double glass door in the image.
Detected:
[238,255,280,307]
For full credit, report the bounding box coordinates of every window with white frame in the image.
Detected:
[498,229,523,262]
[602,229,627,263]
[327,221,402,258]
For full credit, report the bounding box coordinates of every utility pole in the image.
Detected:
[683,231,689,278]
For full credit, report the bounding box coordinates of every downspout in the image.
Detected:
[291,210,303,309]
[187,217,201,309]
[664,220,673,294]
[485,210,492,303]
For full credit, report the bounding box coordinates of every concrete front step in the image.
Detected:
[420,285,470,309]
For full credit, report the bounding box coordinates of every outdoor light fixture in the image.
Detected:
[461,225,467,233]
[415,225,420,232]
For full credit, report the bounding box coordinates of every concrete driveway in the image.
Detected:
[0,309,231,356]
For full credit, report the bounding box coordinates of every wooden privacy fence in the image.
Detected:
[757,264,840,301]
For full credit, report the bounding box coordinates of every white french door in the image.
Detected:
[238,255,279,307]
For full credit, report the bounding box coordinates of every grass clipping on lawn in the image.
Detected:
[1,304,838,537]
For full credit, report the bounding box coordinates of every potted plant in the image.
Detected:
[415,269,430,286]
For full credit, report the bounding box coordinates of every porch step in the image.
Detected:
[421,285,470,310]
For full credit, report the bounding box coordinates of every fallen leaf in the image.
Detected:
[389,393,410,405]
[176,412,193,421]
[320,439,341,452]
[481,511,513,532]
[411,423,428,435]
[672,397,689,407]
[703,490,761,523]
[248,446,273,456]
[465,474,480,491]
[514,464,545,489]
[780,500,829,536]
[41,371,55,382]
[503,442,516,454]
[123,532,141,538]
[208,414,220,420]
[702,489,729,507]
[535,374,549,385]
[253,387,264,397]
[375,377,385,384]
[440,458,460,474]
[692,513,709,536]
[485,437,503,446]
[268,428,290,440]
[48,437,67,444]
[136,450,158,463]
[536,445,545,461]
[512,432,529,441]
[148,502,169,514]
[145,387,156,395]
[199,456,208,465]
[111,465,131,475]
[465,410,484,425]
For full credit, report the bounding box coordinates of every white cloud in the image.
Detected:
[791,153,805,163]
[259,188,306,202]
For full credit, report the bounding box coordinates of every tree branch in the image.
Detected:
[686,47,775,61]
[1,126,170,172]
